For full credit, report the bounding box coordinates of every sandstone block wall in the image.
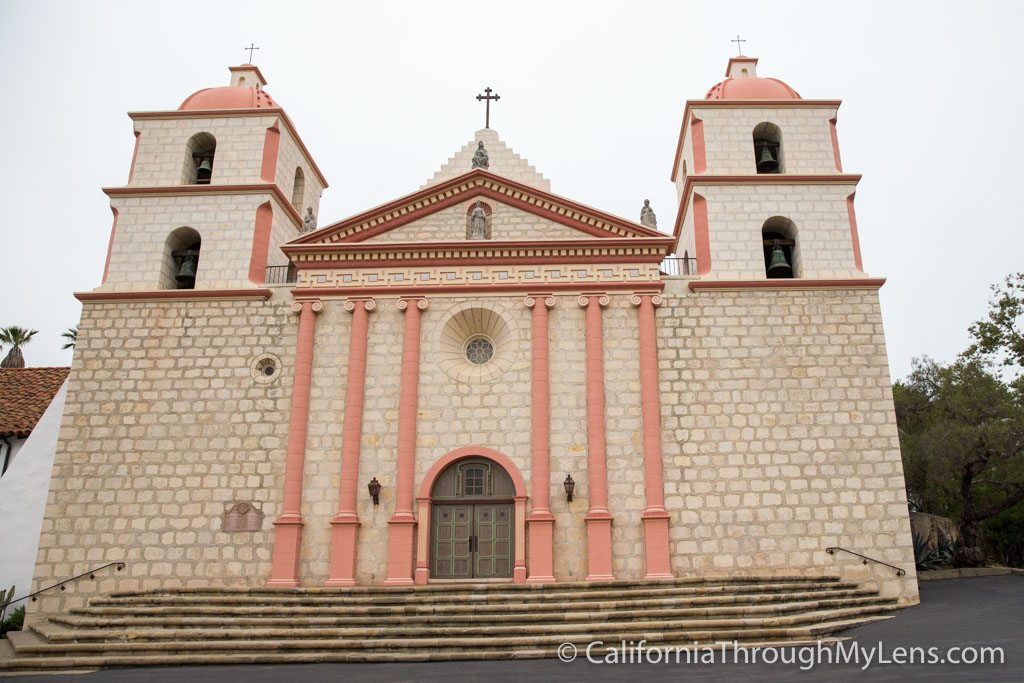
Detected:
[273,124,325,217]
[423,129,550,192]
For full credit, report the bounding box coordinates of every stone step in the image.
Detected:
[13,605,897,658]
[52,594,895,630]
[77,588,879,618]
[92,580,859,608]
[32,602,899,646]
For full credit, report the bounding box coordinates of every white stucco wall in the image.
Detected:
[0,381,67,603]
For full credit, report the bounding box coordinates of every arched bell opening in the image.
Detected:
[163,226,202,290]
[291,167,305,213]
[762,216,799,279]
[752,122,783,174]
[183,132,216,185]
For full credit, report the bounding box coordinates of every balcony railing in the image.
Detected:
[660,257,698,277]
[265,264,299,284]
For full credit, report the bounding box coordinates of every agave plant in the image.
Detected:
[0,326,38,368]
[912,531,943,571]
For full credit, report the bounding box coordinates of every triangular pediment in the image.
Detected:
[289,169,666,247]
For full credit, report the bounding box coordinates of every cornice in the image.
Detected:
[687,278,885,292]
[670,99,844,181]
[103,183,303,229]
[291,169,667,246]
[128,108,328,188]
[290,280,665,299]
[75,289,274,303]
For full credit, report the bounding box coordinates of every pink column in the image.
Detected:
[326,298,376,586]
[632,293,673,579]
[268,298,323,586]
[578,294,614,581]
[385,297,428,585]
[525,295,556,583]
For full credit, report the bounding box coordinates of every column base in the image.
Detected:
[526,515,556,583]
[641,511,673,580]
[384,516,417,585]
[267,515,304,587]
[414,566,430,585]
[584,512,615,581]
[325,515,361,587]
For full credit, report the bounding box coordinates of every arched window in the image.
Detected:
[762,217,798,279]
[291,167,305,213]
[163,227,202,289]
[752,122,783,174]
[183,133,216,185]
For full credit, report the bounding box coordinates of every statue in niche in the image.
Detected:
[640,199,657,228]
[468,201,489,240]
[471,141,489,169]
[302,207,317,233]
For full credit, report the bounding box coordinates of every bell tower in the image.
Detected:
[98,64,328,292]
[670,56,865,281]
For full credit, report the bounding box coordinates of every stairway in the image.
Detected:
[0,576,900,672]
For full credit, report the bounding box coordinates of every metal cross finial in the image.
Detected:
[476,87,501,129]
[244,43,260,63]
[731,35,746,55]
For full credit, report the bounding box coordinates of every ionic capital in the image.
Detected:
[397,297,429,312]
[291,298,324,315]
[524,294,556,309]
[577,293,610,309]
[343,298,377,313]
[630,292,663,308]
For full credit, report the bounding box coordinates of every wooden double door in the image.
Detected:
[431,502,513,579]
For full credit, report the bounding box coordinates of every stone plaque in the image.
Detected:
[223,502,264,532]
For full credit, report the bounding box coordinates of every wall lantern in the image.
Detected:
[563,474,575,502]
[367,477,382,505]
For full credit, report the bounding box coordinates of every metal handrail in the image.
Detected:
[826,547,906,577]
[10,562,126,607]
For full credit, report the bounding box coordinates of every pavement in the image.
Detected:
[4,575,1022,683]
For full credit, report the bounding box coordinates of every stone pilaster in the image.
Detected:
[525,294,556,583]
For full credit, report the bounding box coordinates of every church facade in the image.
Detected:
[30,57,918,619]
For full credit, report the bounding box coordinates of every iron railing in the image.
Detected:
[825,547,906,577]
[265,264,299,284]
[9,562,126,608]
[660,257,698,277]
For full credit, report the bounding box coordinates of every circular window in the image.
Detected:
[257,358,277,376]
[250,353,283,384]
[465,336,494,365]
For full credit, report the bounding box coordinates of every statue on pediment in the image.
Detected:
[302,207,317,233]
[471,141,489,169]
[468,201,489,239]
[640,199,657,228]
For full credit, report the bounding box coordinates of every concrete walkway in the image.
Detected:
[4,575,1022,682]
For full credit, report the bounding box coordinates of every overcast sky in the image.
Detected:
[1,0,1021,382]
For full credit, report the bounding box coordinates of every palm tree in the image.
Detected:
[61,326,78,350]
[0,326,39,368]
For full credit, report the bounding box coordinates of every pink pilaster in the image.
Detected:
[326,298,376,586]
[268,298,323,586]
[525,295,556,583]
[385,297,428,585]
[632,293,673,579]
[579,294,614,582]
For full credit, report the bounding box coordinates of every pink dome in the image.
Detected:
[178,86,279,111]
[704,77,801,100]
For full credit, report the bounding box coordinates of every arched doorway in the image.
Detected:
[429,459,515,578]
[415,447,528,583]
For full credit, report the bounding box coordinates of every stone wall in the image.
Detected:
[423,129,550,192]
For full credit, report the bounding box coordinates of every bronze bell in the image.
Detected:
[756,146,779,173]
[766,245,792,278]
[175,254,197,287]
[196,157,213,184]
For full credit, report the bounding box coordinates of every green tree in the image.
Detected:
[61,325,78,350]
[966,272,1024,387]
[895,358,1024,566]
[0,326,38,368]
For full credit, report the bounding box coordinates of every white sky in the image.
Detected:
[1,0,1021,382]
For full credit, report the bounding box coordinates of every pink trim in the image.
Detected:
[286,236,673,257]
[129,108,329,188]
[127,130,141,183]
[385,297,427,585]
[261,121,281,183]
[829,118,843,172]
[847,193,863,272]
[693,194,711,276]
[268,299,323,586]
[690,114,706,175]
[76,289,272,302]
[291,252,666,270]
[525,295,556,583]
[104,184,304,230]
[579,295,614,581]
[633,294,672,579]
[414,446,529,584]
[326,298,375,586]
[289,281,664,299]
[688,278,886,291]
[248,201,274,284]
[101,208,118,284]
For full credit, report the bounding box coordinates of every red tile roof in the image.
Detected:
[0,367,70,438]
